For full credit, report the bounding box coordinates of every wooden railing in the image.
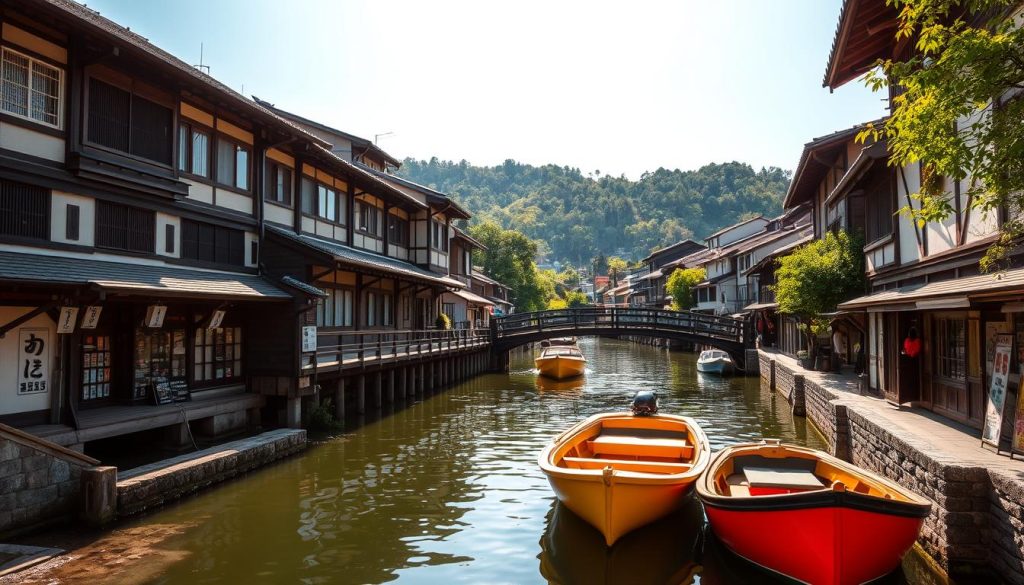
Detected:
[313,328,490,370]
[494,307,745,344]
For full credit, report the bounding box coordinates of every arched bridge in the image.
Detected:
[491,307,750,367]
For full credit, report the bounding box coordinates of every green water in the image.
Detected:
[69,337,939,584]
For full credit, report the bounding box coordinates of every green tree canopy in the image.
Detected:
[469,220,554,312]
[860,0,1024,270]
[607,257,628,285]
[666,267,706,311]
[774,231,866,322]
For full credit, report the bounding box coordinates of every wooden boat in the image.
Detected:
[535,345,587,380]
[696,440,931,585]
[538,393,710,546]
[696,349,733,374]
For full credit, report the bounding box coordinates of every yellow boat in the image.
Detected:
[538,393,710,546]
[535,345,587,380]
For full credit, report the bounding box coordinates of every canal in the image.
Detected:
[16,337,942,584]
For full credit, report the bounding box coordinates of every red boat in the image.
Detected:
[696,440,931,585]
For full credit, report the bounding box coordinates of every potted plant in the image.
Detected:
[796,350,811,369]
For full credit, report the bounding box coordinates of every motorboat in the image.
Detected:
[538,392,710,546]
[696,440,931,585]
[696,349,733,375]
[535,344,587,380]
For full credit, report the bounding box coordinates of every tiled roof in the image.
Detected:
[267,226,464,289]
[39,0,330,149]
[453,226,486,250]
[309,145,425,211]
[741,234,814,276]
[703,216,767,241]
[0,250,291,299]
[839,268,1024,310]
[471,271,500,286]
[360,166,472,219]
[452,289,493,306]
[280,275,326,298]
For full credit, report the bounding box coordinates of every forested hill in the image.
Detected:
[398,158,791,264]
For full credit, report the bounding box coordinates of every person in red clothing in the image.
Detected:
[902,327,921,358]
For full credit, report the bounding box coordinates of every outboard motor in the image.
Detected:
[631,391,659,416]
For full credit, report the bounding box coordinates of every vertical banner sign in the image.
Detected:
[17,328,49,394]
[207,309,226,329]
[983,333,1013,448]
[57,307,78,334]
[80,306,103,329]
[145,305,167,328]
[301,325,317,353]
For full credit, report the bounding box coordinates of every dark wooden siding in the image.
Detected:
[95,200,155,253]
[0,179,49,240]
[181,219,245,266]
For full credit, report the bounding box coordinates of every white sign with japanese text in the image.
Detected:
[17,328,49,395]
[301,326,317,353]
[81,306,103,329]
[57,307,79,334]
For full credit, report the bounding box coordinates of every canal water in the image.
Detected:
[19,337,944,584]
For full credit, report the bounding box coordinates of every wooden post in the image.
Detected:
[356,375,366,414]
[373,372,383,408]
[428,361,435,391]
[334,378,346,421]
[418,363,425,395]
[387,370,396,403]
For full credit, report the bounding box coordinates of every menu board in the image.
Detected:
[983,334,1012,448]
[153,377,190,405]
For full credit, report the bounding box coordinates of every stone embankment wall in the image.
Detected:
[757,351,1024,583]
[0,424,98,537]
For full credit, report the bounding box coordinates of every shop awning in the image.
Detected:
[267,225,464,289]
[0,250,292,300]
[838,267,1024,311]
[452,289,494,306]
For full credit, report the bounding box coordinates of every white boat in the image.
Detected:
[696,349,733,375]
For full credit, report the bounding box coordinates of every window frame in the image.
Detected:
[430,220,449,252]
[214,134,251,193]
[266,160,293,207]
[316,287,355,328]
[192,325,243,387]
[180,218,246,268]
[355,199,381,238]
[94,200,155,254]
[177,121,211,179]
[0,46,64,130]
[84,75,175,168]
[387,213,409,247]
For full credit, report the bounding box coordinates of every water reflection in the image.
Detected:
[539,500,703,585]
[47,337,899,585]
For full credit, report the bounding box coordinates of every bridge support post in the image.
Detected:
[417,363,425,395]
[356,375,366,415]
[428,361,436,391]
[387,370,396,404]
[333,378,345,422]
[373,372,382,409]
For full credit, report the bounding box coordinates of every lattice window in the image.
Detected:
[1,47,62,128]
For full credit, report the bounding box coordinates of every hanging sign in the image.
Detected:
[301,325,317,353]
[81,306,103,329]
[207,310,226,329]
[1012,383,1024,458]
[57,307,79,334]
[145,305,167,328]
[982,333,1013,448]
[17,328,49,394]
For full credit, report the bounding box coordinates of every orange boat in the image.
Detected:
[538,392,710,546]
[535,344,587,380]
[696,440,931,585]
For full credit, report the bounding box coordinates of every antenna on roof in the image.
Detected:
[193,42,210,74]
[374,131,394,145]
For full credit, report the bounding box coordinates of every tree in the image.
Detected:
[774,231,865,351]
[564,290,589,307]
[666,267,706,311]
[607,257,628,285]
[860,0,1024,270]
[469,220,553,312]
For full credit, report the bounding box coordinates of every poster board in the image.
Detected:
[1012,384,1024,457]
[152,377,190,405]
[982,333,1012,449]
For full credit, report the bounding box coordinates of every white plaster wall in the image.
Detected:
[215,190,253,215]
[185,180,214,205]
[155,212,180,258]
[316,220,333,239]
[301,217,315,234]
[50,192,94,246]
[0,307,55,415]
[0,122,64,162]
[264,204,292,227]
[388,244,409,261]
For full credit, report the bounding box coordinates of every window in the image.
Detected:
[865,165,894,243]
[95,200,155,253]
[193,326,242,383]
[1,47,62,128]
[316,288,353,327]
[387,214,408,246]
[267,161,292,206]
[300,177,315,215]
[317,184,337,222]
[0,179,48,240]
[442,302,455,319]
[935,318,966,381]
[216,136,249,190]
[431,220,449,251]
[87,78,173,165]
[178,123,210,177]
[356,200,380,236]
[367,292,377,327]
[66,204,80,241]
[181,219,245,266]
[133,329,186,400]
[383,294,393,326]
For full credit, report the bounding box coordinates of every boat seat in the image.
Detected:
[743,467,825,496]
[563,456,693,474]
[726,473,751,497]
[588,435,693,459]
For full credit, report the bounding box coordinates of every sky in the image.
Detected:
[86,0,887,179]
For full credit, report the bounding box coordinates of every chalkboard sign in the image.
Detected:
[152,377,190,405]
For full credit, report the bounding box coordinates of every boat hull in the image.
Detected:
[539,413,710,546]
[697,442,931,585]
[696,358,732,374]
[535,355,586,380]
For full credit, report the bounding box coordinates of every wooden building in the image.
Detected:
[631,239,705,308]
[0,0,502,452]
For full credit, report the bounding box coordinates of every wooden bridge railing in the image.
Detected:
[494,307,746,344]
[313,328,491,370]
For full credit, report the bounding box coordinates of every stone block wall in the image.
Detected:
[771,360,805,416]
[0,430,94,537]
[802,377,850,460]
[988,470,1024,583]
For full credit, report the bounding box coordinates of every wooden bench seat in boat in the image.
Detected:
[587,435,693,459]
[562,456,694,474]
[726,473,751,497]
[741,467,825,496]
